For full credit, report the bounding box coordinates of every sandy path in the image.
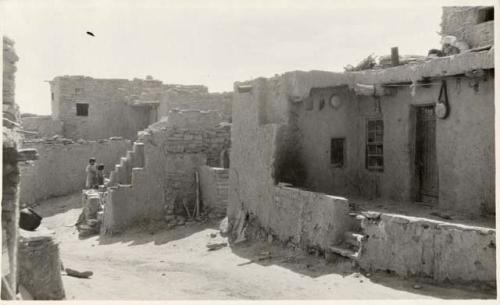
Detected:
[31,193,495,300]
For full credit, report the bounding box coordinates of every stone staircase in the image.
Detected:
[106,141,145,187]
[328,212,367,261]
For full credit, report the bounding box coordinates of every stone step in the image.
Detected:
[328,245,359,260]
[131,167,145,185]
[344,231,365,247]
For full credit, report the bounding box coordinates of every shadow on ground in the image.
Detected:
[31,191,496,300]
[228,236,496,299]
[96,221,216,247]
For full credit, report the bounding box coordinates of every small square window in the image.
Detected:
[478,7,494,23]
[76,103,89,116]
[75,88,83,95]
[330,138,345,167]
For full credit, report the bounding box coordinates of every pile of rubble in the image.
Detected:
[163,204,226,230]
[76,190,103,237]
[345,34,492,72]
[23,135,125,145]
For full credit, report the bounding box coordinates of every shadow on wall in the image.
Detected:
[274,150,306,188]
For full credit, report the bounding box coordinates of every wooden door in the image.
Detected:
[416,105,438,203]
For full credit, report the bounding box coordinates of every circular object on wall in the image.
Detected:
[435,102,448,119]
[330,95,342,109]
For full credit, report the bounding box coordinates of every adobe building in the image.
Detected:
[227,6,495,285]
[23,75,232,140]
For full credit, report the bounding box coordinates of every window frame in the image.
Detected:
[365,118,384,172]
[330,137,345,168]
[76,103,89,116]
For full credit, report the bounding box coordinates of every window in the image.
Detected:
[51,92,54,101]
[330,138,345,167]
[76,103,89,116]
[366,119,383,171]
[75,88,83,95]
[478,7,494,23]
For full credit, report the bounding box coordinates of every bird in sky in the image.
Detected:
[86,31,95,37]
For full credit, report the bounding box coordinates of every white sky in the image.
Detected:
[0,0,494,114]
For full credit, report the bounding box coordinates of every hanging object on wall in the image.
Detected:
[436,80,450,119]
[329,95,342,109]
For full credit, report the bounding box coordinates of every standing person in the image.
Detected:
[96,164,105,187]
[85,158,97,189]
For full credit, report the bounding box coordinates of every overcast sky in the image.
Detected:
[1,0,492,114]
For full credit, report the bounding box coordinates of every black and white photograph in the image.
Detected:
[1,0,497,301]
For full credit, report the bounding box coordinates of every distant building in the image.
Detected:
[23,76,232,140]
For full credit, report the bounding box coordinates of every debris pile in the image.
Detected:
[76,190,103,237]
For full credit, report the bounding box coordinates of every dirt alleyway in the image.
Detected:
[30,193,495,300]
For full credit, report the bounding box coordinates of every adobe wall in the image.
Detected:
[356,75,495,214]
[50,76,232,141]
[228,74,353,248]
[228,77,290,236]
[290,73,494,216]
[441,7,494,48]
[199,166,229,216]
[51,77,152,140]
[270,185,352,249]
[358,213,496,285]
[21,115,63,138]
[292,86,361,196]
[19,138,131,205]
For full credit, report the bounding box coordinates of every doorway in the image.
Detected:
[415,105,438,203]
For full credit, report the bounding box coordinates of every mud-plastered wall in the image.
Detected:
[19,138,131,205]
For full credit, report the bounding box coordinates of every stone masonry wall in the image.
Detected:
[2,35,21,299]
[441,6,494,48]
[21,115,63,139]
[102,111,230,234]
[158,89,232,122]
[19,138,131,206]
[199,166,229,217]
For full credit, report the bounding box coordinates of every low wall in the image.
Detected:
[19,138,131,205]
[21,116,63,139]
[266,185,352,250]
[358,213,496,286]
[199,166,229,216]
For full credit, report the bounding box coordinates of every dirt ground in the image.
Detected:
[29,192,495,300]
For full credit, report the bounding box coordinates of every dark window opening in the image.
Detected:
[330,138,345,168]
[478,7,494,23]
[319,98,325,110]
[366,119,383,171]
[76,103,89,116]
[51,92,54,101]
[75,88,83,95]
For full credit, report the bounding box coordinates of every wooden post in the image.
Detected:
[391,47,399,66]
